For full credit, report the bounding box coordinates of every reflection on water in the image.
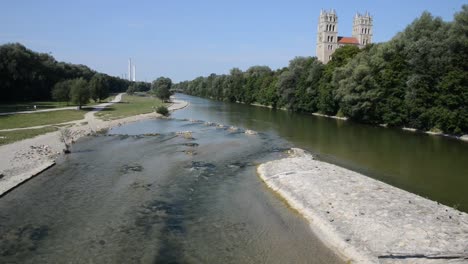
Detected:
[0,118,342,263]
[172,94,468,212]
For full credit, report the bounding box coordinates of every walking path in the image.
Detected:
[0,106,77,116]
[0,94,188,197]
[0,95,123,116]
[0,94,124,132]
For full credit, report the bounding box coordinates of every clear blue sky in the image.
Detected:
[1,0,465,82]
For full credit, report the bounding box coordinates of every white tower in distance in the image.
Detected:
[132,65,136,82]
[128,58,132,81]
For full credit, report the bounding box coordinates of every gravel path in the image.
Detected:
[258,148,468,264]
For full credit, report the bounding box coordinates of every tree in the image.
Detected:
[318,45,362,115]
[70,78,90,109]
[89,74,109,102]
[171,5,468,135]
[126,83,138,95]
[152,77,173,101]
[227,68,244,102]
[51,80,72,103]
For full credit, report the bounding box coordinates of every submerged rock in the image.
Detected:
[182,150,197,156]
[142,133,160,137]
[244,129,257,135]
[182,142,199,147]
[120,163,144,174]
[186,161,216,171]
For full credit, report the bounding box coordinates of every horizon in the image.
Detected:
[1,0,465,82]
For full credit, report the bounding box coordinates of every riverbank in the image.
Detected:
[0,98,188,196]
[257,148,468,264]
[229,98,468,142]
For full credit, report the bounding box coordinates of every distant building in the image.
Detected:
[316,9,373,64]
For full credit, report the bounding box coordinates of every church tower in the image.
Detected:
[352,12,373,48]
[316,9,338,64]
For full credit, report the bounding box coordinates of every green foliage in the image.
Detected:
[0,43,142,102]
[156,105,169,116]
[52,80,73,102]
[70,78,90,109]
[89,74,109,102]
[126,84,138,95]
[152,77,172,101]
[174,5,468,135]
[127,82,151,95]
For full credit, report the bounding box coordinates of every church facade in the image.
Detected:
[316,9,373,64]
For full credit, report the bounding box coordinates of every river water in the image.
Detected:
[0,95,343,263]
[1,93,466,263]
[170,94,468,212]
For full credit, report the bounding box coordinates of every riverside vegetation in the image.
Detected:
[174,6,467,136]
[0,39,174,144]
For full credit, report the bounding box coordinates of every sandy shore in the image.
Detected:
[258,148,468,264]
[0,97,188,196]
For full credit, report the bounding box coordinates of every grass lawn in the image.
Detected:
[96,94,164,120]
[0,110,88,130]
[0,126,58,146]
[0,94,117,113]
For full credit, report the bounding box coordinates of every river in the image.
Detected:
[0,93,466,263]
[0,95,343,263]
[171,94,468,212]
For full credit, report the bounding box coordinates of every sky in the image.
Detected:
[1,0,465,82]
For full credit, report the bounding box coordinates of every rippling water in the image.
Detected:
[0,115,342,263]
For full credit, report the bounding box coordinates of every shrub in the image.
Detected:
[156,105,169,116]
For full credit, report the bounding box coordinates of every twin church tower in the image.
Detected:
[316,9,373,63]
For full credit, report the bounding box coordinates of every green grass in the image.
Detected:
[0,101,72,113]
[96,94,164,120]
[0,93,117,113]
[0,110,88,130]
[0,126,58,145]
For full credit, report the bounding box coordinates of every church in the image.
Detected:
[316,9,373,64]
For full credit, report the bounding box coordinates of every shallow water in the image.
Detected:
[0,117,342,263]
[171,94,468,212]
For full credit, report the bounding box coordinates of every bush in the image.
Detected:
[156,105,169,116]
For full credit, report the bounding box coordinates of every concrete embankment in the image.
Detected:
[257,148,468,263]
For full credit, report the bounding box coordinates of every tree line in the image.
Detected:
[0,43,136,104]
[174,6,467,135]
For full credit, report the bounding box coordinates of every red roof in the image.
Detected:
[338,36,359,45]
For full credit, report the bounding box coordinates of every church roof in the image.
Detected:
[338,36,359,45]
